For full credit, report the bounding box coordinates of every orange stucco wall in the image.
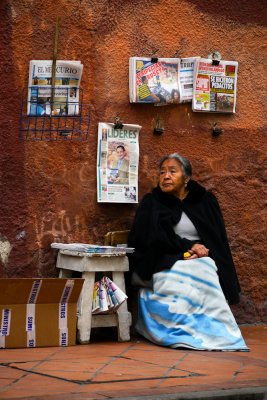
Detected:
[0,0,266,323]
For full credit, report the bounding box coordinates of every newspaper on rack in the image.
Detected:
[129,57,200,105]
[192,58,238,113]
[97,122,141,203]
[92,276,128,315]
[51,243,134,254]
[27,60,83,116]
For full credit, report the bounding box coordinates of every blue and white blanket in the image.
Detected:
[136,257,249,351]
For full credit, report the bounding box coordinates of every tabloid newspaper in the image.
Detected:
[192,58,238,113]
[129,57,200,105]
[27,60,83,116]
[97,122,141,203]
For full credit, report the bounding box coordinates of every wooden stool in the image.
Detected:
[56,249,132,344]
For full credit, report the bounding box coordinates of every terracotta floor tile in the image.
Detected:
[240,326,267,341]
[92,364,171,382]
[0,373,79,399]
[122,349,187,367]
[0,366,26,379]
[6,363,101,383]
[0,326,266,399]
[78,379,159,394]
[0,346,61,357]
[233,364,267,381]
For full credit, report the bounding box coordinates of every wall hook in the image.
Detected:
[151,49,159,64]
[208,50,222,66]
[212,122,223,137]
[173,49,181,58]
[114,117,123,129]
[153,115,164,135]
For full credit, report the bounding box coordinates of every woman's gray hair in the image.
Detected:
[159,153,192,178]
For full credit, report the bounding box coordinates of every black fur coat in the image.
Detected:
[127,181,241,304]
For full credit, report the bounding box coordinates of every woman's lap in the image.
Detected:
[136,257,249,351]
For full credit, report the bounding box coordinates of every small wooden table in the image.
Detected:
[56,249,132,344]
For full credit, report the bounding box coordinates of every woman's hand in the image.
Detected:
[189,244,209,258]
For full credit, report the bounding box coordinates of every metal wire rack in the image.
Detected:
[20,87,90,141]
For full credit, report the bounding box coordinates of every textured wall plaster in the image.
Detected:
[0,0,266,323]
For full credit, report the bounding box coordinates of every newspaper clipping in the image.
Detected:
[129,57,199,105]
[97,122,141,203]
[27,60,83,116]
[192,58,238,113]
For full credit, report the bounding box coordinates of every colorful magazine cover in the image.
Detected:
[192,58,238,113]
[129,57,199,105]
[130,58,180,105]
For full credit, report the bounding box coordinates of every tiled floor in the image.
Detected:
[0,326,266,400]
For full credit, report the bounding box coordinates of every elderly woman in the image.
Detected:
[128,153,248,351]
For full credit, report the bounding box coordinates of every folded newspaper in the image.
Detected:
[129,57,200,105]
[92,276,128,314]
[51,242,134,254]
[27,60,83,116]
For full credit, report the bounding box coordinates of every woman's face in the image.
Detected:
[159,159,187,197]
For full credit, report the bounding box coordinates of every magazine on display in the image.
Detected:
[192,58,238,113]
[129,57,199,105]
[27,60,83,116]
[97,122,141,204]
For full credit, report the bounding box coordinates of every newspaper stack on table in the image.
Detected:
[27,60,83,116]
[129,56,199,105]
[92,276,128,314]
[51,242,134,255]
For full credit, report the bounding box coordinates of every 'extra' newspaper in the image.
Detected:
[129,57,200,105]
[97,122,141,203]
[27,60,83,116]
[192,58,238,113]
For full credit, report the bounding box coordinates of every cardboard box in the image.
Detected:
[0,278,84,348]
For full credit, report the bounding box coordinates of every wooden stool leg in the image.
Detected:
[112,271,131,342]
[77,271,95,344]
[58,269,72,278]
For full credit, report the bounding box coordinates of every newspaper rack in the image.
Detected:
[20,87,90,142]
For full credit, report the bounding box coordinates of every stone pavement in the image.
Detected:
[0,326,266,400]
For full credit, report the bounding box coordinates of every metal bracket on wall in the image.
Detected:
[19,17,90,142]
[19,88,90,142]
[212,122,223,137]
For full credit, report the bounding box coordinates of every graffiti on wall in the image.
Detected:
[33,210,88,247]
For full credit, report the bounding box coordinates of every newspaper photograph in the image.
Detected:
[129,57,199,105]
[97,122,141,203]
[192,58,238,113]
[129,57,180,104]
[27,60,83,116]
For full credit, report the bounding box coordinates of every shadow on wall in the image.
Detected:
[187,0,267,26]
